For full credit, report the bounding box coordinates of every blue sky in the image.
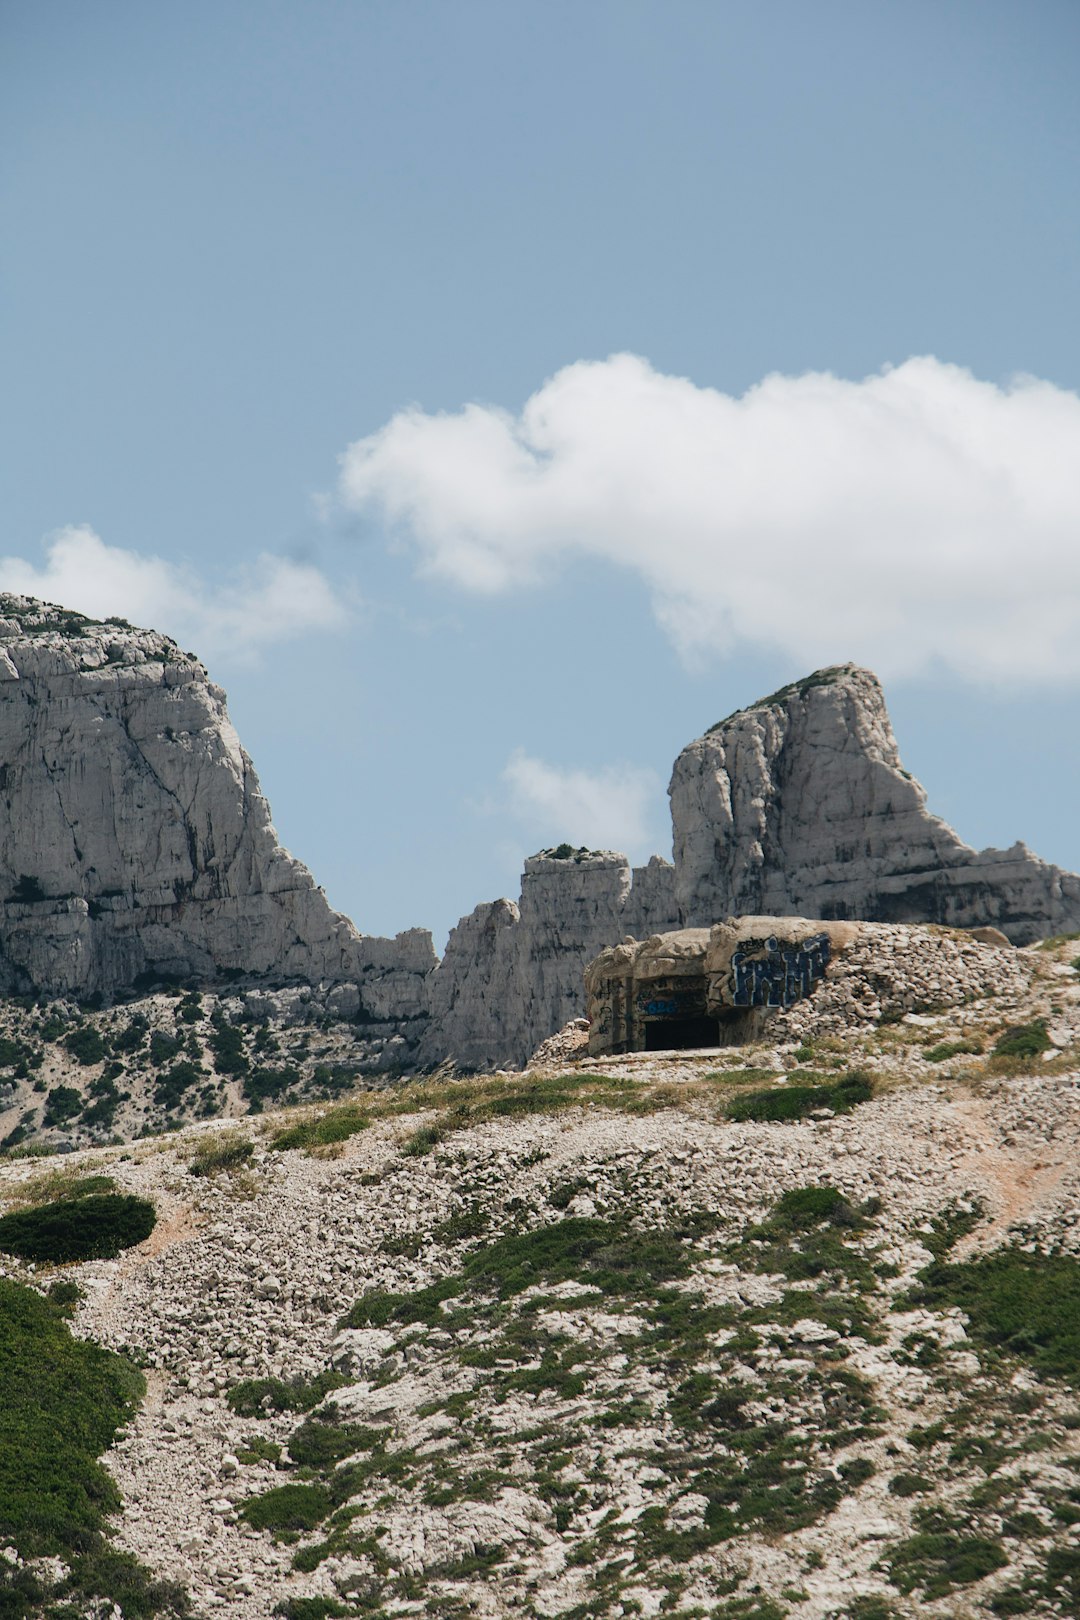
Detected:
[3,0,1080,947]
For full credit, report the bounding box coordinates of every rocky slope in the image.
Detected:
[3,930,1080,1619]
[670,665,1080,944]
[0,595,433,1033]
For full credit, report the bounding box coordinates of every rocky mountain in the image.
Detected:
[418,850,679,1071]
[3,928,1079,1620]
[0,598,1078,1077]
[0,595,433,1042]
[670,665,1080,944]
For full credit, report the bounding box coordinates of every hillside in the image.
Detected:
[2,930,1079,1619]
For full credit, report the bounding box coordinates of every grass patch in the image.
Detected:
[271,1071,677,1158]
[271,1102,371,1152]
[724,1071,872,1123]
[187,1132,253,1176]
[924,1039,982,1063]
[4,1169,117,1208]
[0,1193,156,1263]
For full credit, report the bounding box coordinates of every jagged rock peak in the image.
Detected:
[670,661,1080,944]
[0,594,435,1009]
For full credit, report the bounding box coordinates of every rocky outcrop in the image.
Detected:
[0,597,435,1030]
[418,851,679,1070]
[670,664,1080,945]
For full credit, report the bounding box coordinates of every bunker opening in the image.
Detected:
[644,1015,719,1051]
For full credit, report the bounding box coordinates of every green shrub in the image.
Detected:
[177,993,203,1024]
[112,1014,149,1054]
[154,1061,205,1110]
[239,1482,331,1533]
[43,1084,82,1126]
[0,1193,156,1263]
[287,1416,382,1468]
[63,1026,107,1066]
[882,1527,1008,1598]
[770,1185,856,1229]
[0,1035,34,1070]
[992,1021,1050,1060]
[910,1247,1080,1386]
[148,1030,184,1066]
[0,1277,185,1615]
[226,1371,348,1417]
[923,1039,982,1063]
[275,1600,351,1619]
[243,1065,300,1107]
[209,1015,249,1077]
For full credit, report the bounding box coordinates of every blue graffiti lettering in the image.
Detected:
[730,933,830,1009]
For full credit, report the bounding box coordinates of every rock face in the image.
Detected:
[670,665,1080,945]
[0,597,435,1022]
[418,851,679,1070]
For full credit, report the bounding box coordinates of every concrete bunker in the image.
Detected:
[584,917,843,1056]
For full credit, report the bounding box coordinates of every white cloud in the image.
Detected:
[0,527,349,662]
[502,749,664,860]
[339,354,1080,684]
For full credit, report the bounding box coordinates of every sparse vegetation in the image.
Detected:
[187,1132,253,1177]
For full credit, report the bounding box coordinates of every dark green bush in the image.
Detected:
[226,1371,348,1417]
[63,1026,107,1066]
[154,1061,205,1110]
[0,1277,185,1615]
[239,1482,331,1533]
[43,1084,82,1126]
[992,1021,1050,1060]
[149,1030,184,1066]
[112,1014,149,1054]
[0,1193,156,1263]
[209,1015,249,1077]
[243,1065,300,1107]
[771,1185,856,1229]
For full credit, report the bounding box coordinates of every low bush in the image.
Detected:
[239,1482,331,1533]
[43,1084,82,1126]
[154,1060,205,1110]
[0,1193,156,1263]
[148,1030,184,1066]
[724,1071,872,1123]
[63,1026,107,1066]
[991,1021,1050,1061]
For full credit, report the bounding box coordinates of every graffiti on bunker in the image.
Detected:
[731,933,831,1009]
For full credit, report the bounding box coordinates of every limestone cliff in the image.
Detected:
[669,664,1080,944]
[0,597,435,1021]
[418,850,679,1070]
